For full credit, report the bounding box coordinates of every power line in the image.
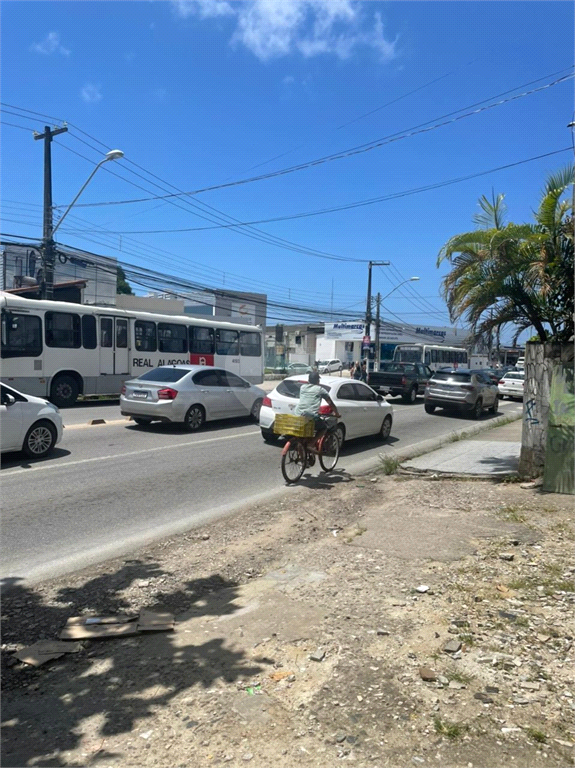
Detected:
[45,68,573,209]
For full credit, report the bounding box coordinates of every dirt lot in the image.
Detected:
[2,468,574,768]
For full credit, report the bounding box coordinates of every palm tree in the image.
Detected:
[437,166,574,345]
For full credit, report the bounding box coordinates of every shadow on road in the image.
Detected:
[1,560,263,767]
[0,447,72,471]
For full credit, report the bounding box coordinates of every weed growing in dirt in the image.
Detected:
[433,716,468,739]
[496,504,527,523]
[446,670,474,685]
[527,727,547,744]
[379,455,400,475]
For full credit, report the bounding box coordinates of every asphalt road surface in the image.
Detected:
[1,398,522,584]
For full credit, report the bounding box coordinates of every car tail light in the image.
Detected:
[319,404,333,415]
[121,385,126,395]
[460,385,476,392]
[158,387,178,400]
[498,380,505,385]
[262,396,272,407]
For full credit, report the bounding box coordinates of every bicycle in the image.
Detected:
[277,414,341,484]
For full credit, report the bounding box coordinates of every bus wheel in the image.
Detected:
[50,375,79,408]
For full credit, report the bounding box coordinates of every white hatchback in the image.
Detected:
[498,371,525,400]
[316,359,343,373]
[1,383,63,458]
[259,375,393,445]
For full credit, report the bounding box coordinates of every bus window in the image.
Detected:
[1,312,42,358]
[424,350,430,365]
[189,326,214,355]
[82,315,97,349]
[216,329,239,355]
[116,319,128,349]
[100,318,113,348]
[135,320,157,352]
[45,311,81,348]
[240,331,261,357]
[158,322,187,353]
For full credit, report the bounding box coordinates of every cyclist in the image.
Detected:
[295,370,341,435]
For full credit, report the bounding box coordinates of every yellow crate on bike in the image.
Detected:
[273,413,315,437]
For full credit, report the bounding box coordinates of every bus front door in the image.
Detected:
[99,317,130,376]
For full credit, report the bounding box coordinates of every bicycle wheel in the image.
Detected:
[319,431,340,472]
[281,440,307,484]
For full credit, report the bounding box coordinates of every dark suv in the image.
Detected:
[424,368,499,419]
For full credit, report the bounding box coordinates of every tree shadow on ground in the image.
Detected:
[1,560,263,767]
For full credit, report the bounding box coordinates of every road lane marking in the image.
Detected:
[1,430,261,477]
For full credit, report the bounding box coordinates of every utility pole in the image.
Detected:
[364,260,389,367]
[374,292,381,371]
[34,124,68,300]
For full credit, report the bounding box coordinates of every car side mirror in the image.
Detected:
[376,394,383,401]
[3,394,16,406]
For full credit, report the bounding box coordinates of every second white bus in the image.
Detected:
[1,292,264,406]
[393,343,468,371]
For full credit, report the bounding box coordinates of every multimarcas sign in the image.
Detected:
[324,321,464,346]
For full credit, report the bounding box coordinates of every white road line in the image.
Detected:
[1,430,260,477]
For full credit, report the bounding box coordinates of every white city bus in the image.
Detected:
[393,343,468,371]
[1,292,264,406]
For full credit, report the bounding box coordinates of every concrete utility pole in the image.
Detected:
[364,261,390,362]
[374,292,381,371]
[34,124,68,300]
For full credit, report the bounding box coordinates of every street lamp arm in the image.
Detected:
[52,150,124,236]
[380,277,420,303]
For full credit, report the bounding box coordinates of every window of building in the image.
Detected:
[45,311,81,348]
[1,311,42,358]
[135,320,157,352]
[158,322,187,353]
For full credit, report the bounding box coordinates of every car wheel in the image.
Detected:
[471,399,483,420]
[50,374,79,408]
[22,420,57,458]
[335,424,345,447]
[133,417,153,426]
[403,386,417,404]
[498,393,504,399]
[489,397,499,415]
[184,405,205,431]
[250,398,263,422]
[261,428,279,444]
[424,404,436,414]
[379,415,392,441]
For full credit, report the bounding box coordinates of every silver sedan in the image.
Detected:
[120,365,265,430]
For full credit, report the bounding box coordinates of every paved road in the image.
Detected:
[1,398,522,584]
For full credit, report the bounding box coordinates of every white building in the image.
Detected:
[317,319,468,367]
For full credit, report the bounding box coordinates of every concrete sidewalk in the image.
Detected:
[401,416,522,476]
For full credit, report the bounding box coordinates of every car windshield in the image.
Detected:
[316,360,329,366]
[504,373,525,380]
[433,372,471,383]
[138,368,189,382]
[277,379,330,398]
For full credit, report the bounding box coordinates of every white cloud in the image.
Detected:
[172,0,234,19]
[171,0,396,62]
[81,83,102,103]
[282,75,295,84]
[31,31,70,56]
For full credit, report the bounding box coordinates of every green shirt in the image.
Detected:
[295,383,328,416]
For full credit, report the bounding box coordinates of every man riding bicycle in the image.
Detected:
[295,370,341,434]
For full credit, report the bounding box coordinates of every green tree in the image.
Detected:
[437,166,574,345]
[116,265,133,295]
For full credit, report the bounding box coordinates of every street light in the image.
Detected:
[373,277,420,370]
[41,149,124,299]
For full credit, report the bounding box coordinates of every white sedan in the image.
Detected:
[498,371,525,400]
[120,365,265,430]
[259,375,393,445]
[1,384,63,458]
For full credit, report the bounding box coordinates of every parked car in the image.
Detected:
[286,362,312,375]
[498,371,525,400]
[316,359,343,373]
[259,375,393,445]
[424,368,499,418]
[368,362,432,403]
[1,383,63,458]
[515,357,525,370]
[120,365,265,430]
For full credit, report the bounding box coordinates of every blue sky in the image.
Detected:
[2,0,574,339]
